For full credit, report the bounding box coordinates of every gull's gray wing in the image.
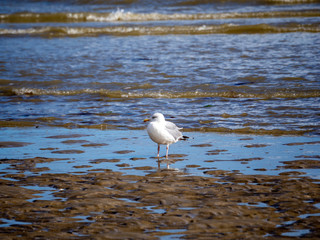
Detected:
[165,121,183,141]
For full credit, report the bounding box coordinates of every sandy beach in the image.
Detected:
[1,127,319,239]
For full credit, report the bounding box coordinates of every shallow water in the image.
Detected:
[0,128,320,239]
[1,127,319,178]
[0,0,320,135]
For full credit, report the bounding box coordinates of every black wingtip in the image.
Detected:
[181,136,189,140]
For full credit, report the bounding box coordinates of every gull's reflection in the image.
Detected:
[157,157,170,169]
[150,154,188,172]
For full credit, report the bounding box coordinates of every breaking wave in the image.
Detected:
[1,9,319,23]
[3,87,320,99]
[1,23,319,37]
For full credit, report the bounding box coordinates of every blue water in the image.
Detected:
[1,127,319,179]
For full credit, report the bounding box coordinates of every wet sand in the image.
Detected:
[0,127,320,239]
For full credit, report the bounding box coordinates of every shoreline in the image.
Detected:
[1,127,319,178]
[0,120,316,136]
[0,127,320,239]
[1,158,320,239]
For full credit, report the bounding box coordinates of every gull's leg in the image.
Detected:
[157,144,160,158]
[166,144,169,159]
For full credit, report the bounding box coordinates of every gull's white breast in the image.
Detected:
[147,122,176,145]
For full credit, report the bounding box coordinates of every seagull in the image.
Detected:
[144,113,188,158]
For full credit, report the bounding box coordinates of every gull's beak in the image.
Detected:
[144,118,150,122]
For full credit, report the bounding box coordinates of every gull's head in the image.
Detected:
[144,112,165,123]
